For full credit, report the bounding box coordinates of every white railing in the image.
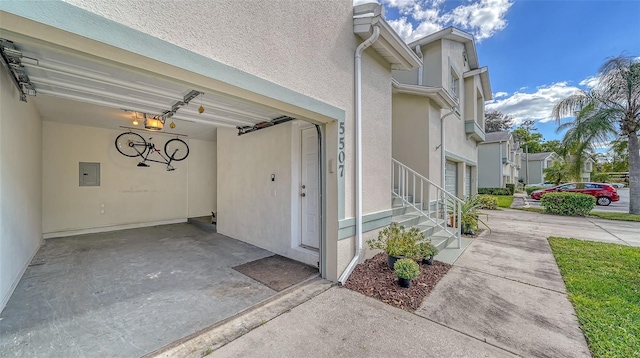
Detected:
[392,159,462,248]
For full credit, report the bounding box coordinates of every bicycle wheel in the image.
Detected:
[164,138,189,161]
[115,132,147,157]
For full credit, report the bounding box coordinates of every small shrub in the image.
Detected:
[525,186,543,195]
[477,195,498,210]
[540,192,596,216]
[416,240,439,259]
[505,183,515,195]
[366,223,423,257]
[478,188,511,196]
[394,258,420,279]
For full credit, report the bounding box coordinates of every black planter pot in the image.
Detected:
[422,257,434,265]
[462,223,475,235]
[398,277,412,288]
[387,254,403,270]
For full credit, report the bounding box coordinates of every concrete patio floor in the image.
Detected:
[0,223,284,358]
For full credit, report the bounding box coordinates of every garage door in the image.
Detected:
[445,160,457,196]
[465,166,472,197]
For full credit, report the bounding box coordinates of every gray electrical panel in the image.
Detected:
[79,162,100,186]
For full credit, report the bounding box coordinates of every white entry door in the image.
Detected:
[301,127,320,249]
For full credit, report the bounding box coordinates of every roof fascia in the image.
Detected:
[408,27,479,69]
[354,9,421,70]
[392,79,457,109]
[464,66,493,100]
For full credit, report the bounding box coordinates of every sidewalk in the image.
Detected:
[203,208,601,357]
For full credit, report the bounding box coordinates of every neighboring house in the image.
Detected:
[566,155,595,182]
[1,2,426,309]
[478,131,522,188]
[522,152,562,185]
[391,27,492,199]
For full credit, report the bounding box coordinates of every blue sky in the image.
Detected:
[357,0,640,143]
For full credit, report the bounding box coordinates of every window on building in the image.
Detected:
[450,69,459,100]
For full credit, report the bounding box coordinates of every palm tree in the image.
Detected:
[543,160,571,185]
[553,55,640,214]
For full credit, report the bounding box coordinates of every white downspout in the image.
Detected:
[441,115,446,187]
[499,141,503,187]
[338,26,380,284]
[440,109,456,188]
[416,45,423,86]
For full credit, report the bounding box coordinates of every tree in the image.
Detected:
[541,140,563,154]
[512,120,544,153]
[544,161,571,185]
[484,110,514,133]
[553,55,640,214]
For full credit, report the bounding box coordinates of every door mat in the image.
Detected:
[232,255,318,291]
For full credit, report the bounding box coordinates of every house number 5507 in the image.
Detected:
[338,122,345,177]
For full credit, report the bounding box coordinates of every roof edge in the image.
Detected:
[391,79,457,108]
[354,5,422,70]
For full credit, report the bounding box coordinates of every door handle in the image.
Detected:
[302,185,306,189]
[301,193,306,197]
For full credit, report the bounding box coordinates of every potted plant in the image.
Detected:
[366,223,423,269]
[394,258,420,288]
[449,195,489,235]
[416,240,439,265]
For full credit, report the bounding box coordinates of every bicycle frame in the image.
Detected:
[136,141,178,171]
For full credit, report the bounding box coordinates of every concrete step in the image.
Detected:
[392,196,414,206]
[414,221,439,237]
[428,228,457,251]
[391,204,424,216]
[391,213,425,228]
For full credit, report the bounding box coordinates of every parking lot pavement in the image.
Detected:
[527,188,630,213]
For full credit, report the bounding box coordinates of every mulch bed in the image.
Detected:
[343,252,451,311]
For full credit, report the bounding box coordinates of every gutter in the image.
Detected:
[440,108,458,188]
[415,45,423,86]
[338,25,380,284]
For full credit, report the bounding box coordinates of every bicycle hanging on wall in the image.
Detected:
[115,131,189,171]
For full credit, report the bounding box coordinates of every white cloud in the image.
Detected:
[494,91,508,98]
[486,82,581,124]
[579,76,599,88]
[441,0,513,41]
[364,0,514,43]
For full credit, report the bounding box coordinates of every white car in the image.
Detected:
[608,182,626,189]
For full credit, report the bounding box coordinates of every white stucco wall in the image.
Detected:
[42,122,216,235]
[392,94,432,178]
[216,125,317,267]
[9,1,401,281]
[361,51,394,214]
[188,138,217,217]
[0,69,43,310]
[62,0,364,216]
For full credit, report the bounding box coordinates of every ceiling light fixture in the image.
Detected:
[144,113,164,131]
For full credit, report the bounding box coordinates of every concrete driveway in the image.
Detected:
[527,188,630,213]
[506,203,640,247]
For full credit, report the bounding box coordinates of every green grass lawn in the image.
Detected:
[548,237,640,357]
[588,211,640,222]
[494,195,514,208]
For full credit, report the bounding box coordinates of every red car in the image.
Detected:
[530,182,620,206]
